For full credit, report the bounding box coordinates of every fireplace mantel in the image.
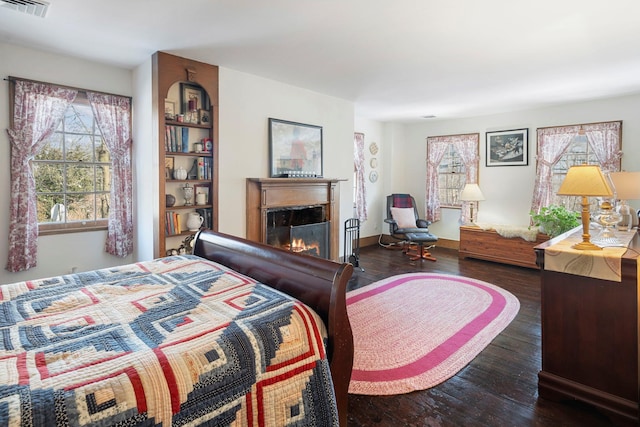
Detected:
[246,178,343,261]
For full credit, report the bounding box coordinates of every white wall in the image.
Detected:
[353,118,385,238]
[3,41,640,283]
[0,45,355,284]
[132,57,155,261]
[218,68,355,247]
[0,42,134,284]
[399,94,640,241]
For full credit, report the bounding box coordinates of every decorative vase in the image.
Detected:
[174,166,187,180]
[182,183,194,206]
[596,200,621,243]
[165,194,176,207]
[186,212,204,231]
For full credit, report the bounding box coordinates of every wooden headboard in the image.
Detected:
[193,230,354,425]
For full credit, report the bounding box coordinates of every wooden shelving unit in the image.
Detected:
[153,51,219,257]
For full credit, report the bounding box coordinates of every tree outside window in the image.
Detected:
[34,93,112,233]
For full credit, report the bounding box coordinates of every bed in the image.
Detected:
[0,230,354,426]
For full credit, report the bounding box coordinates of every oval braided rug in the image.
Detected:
[346,273,520,395]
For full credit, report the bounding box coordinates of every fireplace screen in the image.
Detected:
[266,206,329,258]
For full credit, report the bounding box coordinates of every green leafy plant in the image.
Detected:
[530,205,581,237]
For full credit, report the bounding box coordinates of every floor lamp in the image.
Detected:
[557,165,613,250]
[608,171,640,231]
[459,183,485,224]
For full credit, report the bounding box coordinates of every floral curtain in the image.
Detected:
[353,132,367,222]
[451,135,480,224]
[6,80,77,272]
[426,134,479,222]
[87,92,133,257]
[530,122,621,214]
[583,121,622,172]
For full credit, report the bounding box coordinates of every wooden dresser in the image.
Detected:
[534,229,639,425]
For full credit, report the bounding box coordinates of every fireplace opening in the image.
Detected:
[267,206,330,258]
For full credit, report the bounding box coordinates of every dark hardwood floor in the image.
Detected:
[345,243,617,427]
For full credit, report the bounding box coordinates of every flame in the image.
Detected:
[285,238,321,256]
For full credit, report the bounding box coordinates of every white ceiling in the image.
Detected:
[2,0,640,123]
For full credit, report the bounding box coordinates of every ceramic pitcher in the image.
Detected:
[187,212,204,231]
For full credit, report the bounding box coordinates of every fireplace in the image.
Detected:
[266,206,330,258]
[246,178,343,261]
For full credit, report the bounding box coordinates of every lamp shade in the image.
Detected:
[459,183,485,201]
[608,171,640,200]
[557,165,613,197]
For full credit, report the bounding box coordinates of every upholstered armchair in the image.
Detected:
[384,194,437,261]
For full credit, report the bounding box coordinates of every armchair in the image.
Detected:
[385,194,437,261]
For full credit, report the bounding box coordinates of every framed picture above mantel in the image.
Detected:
[486,128,528,167]
[269,118,323,178]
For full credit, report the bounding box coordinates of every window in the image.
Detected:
[531,121,621,214]
[426,133,479,223]
[437,144,466,207]
[550,133,600,211]
[7,77,132,272]
[34,92,111,234]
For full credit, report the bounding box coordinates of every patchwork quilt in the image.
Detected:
[0,255,338,426]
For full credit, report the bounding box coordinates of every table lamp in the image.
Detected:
[459,183,485,224]
[608,171,640,231]
[557,165,613,250]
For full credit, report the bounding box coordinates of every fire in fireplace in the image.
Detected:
[266,206,330,258]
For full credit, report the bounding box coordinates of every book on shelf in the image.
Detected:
[195,208,212,230]
[164,125,192,153]
[171,126,178,152]
[165,211,182,236]
[175,212,182,234]
[181,127,189,153]
[197,157,205,180]
[165,126,171,151]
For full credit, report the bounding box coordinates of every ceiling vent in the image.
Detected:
[0,0,50,18]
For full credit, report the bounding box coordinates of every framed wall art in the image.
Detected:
[164,156,175,179]
[486,128,528,166]
[164,99,176,120]
[180,83,207,114]
[198,108,211,125]
[269,118,323,177]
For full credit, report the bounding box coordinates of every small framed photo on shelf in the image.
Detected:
[194,183,211,206]
[180,83,207,115]
[164,156,175,179]
[486,128,528,167]
[198,109,211,125]
[268,118,323,178]
[164,99,176,120]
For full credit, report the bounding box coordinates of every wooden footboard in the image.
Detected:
[193,230,354,426]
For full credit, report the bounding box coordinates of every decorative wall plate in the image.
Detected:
[369,170,378,183]
[369,142,379,155]
[370,158,378,169]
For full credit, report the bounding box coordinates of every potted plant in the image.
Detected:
[530,205,581,237]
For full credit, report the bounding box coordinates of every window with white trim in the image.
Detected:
[437,144,466,207]
[34,92,111,233]
[426,133,479,223]
[531,121,621,215]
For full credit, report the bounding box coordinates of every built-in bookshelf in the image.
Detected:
[153,52,219,257]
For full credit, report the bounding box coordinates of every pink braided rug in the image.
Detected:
[346,273,520,395]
